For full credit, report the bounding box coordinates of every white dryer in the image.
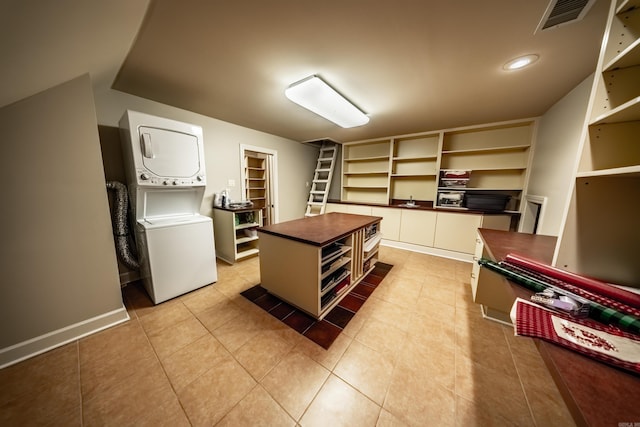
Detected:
[119,110,217,304]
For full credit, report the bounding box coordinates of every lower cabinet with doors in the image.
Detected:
[326,202,512,257]
[258,212,381,319]
[212,206,262,264]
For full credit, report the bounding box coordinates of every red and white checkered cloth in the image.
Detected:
[511,298,640,375]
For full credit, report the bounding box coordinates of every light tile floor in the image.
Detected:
[0,246,576,426]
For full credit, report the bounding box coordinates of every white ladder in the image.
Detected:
[305,141,338,216]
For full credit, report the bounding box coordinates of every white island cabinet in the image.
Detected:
[258,213,381,319]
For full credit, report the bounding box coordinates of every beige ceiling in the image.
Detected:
[114,0,609,142]
[0,0,149,109]
[2,1,609,143]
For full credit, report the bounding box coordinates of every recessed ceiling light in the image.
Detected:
[503,54,539,71]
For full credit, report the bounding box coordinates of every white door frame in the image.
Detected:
[240,144,279,224]
[520,194,547,234]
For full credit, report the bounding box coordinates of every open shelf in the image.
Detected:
[576,165,640,178]
[441,144,530,155]
[212,207,262,264]
[590,96,640,125]
[344,155,390,162]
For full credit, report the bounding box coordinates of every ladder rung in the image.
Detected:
[306,142,334,216]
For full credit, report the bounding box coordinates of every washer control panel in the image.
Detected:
[136,170,206,187]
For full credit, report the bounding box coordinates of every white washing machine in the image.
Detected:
[136,215,216,304]
[119,110,217,304]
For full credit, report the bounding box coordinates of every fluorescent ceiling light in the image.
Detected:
[285,75,370,128]
[503,54,539,71]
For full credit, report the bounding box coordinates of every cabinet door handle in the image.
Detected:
[472,256,479,261]
[476,238,481,244]
[470,272,476,279]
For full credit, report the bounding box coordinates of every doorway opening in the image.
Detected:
[521,195,547,234]
[240,145,278,226]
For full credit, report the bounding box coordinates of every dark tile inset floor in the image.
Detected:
[241,262,393,348]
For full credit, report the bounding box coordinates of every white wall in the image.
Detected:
[526,74,594,236]
[93,84,319,222]
[0,75,128,367]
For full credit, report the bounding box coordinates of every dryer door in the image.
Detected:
[138,126,201,178]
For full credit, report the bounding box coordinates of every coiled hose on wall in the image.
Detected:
[106,181,139,270]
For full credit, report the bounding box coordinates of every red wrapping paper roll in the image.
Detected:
[504,253,640,310]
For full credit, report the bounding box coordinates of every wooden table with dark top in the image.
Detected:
[258,212,381,246]
[478,228,640,426]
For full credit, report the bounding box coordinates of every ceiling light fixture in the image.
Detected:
[285,75,369,128]
[503,54,539,71]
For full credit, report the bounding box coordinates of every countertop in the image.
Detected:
[258,212,381,247]
[478,228,640,426]
[328,199,521,216]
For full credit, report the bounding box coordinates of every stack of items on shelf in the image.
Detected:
[363,223,382,272]
[437,191,465,208]
[437,170,470,208]
[440,169,471,187]
[364,222,380,241]
[235,211,255,225]
[320,241,352,309]
[478,254,640,374]
[320,276,351,308]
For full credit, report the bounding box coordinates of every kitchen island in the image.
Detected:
[258,212,382,319]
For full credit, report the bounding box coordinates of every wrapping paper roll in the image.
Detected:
[504,253,640,309]
[504,261,640,319]
[478,258,640,334]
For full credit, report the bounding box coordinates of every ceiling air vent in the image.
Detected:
[535,0,597,32]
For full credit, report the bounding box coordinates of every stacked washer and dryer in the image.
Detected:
[119,110,217,304]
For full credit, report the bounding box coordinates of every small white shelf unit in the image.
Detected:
[212,206,262,264]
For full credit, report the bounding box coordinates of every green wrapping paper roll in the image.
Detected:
[478,258,640,334]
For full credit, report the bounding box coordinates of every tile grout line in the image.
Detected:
[189,280,301,424]
[75,340,83,427]
[136,303,195,425]
[503,324,539,427]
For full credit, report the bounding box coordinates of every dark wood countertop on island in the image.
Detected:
[478,228,640,426]
[258,212,381,247]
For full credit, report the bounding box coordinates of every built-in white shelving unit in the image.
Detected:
[341,119,535,213]
[554,0,640,287]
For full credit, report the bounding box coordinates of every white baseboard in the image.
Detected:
[0,306,130,369]
[380,239,474,263]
